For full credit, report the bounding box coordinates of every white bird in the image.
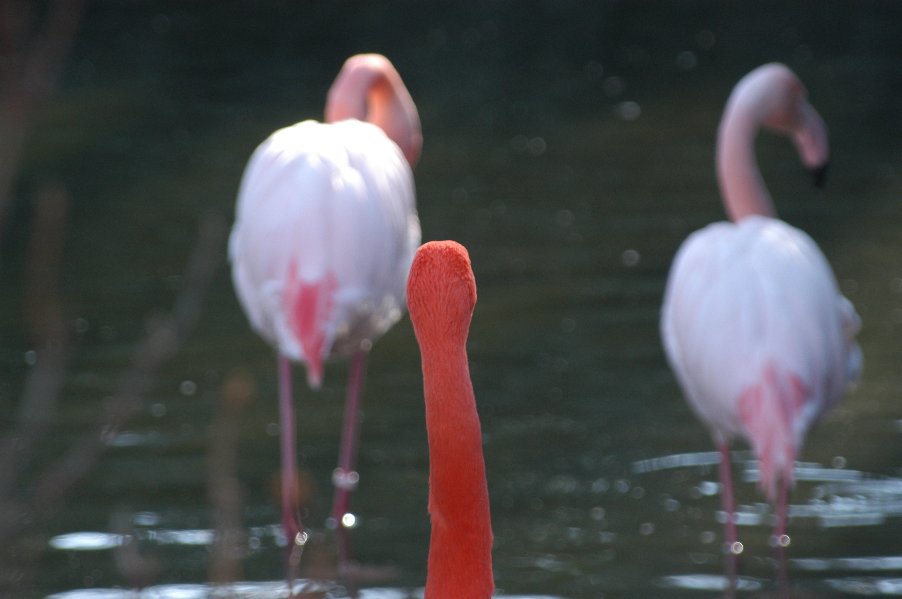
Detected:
[229,54,422,569]
[660,63,862,552]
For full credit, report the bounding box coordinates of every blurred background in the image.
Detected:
[2,1,902,597]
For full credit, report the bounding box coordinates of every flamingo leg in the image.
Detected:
[774,475,790,540]
[718,441,740,586]
[773,476,791,592]
[330,348,369,568]
[279,355,306,592]
[718,441,738,547]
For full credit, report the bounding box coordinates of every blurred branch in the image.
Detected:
[23,182,68,341]
[0,183,70,498]
[32,211,227,515]
[208,368,255,586]
[0,213,226,596]
[0,1,30,78]
[111,508,161,589]
[0,0,85,254]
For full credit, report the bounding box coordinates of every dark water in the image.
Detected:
[3,2,902,597]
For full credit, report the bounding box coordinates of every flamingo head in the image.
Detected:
[406,241,476,348]
[325,54,423,168]
[755,64,830,181]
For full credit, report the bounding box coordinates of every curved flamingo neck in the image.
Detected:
[408,241,493,599]
[325,53,422,167]
[716,63,828,223]
[716,81,778,222]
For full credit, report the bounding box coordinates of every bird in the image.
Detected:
[229,53,422,571]
[660,63,862,552]
[406,240,494,599]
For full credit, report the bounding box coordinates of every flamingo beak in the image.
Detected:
[809,161,830,189]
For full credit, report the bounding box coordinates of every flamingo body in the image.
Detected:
[662,215,861,497]
[230,118,420,387]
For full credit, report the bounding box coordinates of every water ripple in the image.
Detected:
[655,574,763,592]
[48,524,286,554]
[46,583,567,599]
[47,581,327,599]
[631,450,724,474]
[794,555,902,572]
[822,577,902,595]
[632,451,902,529]
[48,532,124,551]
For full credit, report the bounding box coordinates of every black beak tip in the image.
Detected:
[810,162,830,189]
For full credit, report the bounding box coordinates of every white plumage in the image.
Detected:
[661,215,861,477]
[230,118,420,385]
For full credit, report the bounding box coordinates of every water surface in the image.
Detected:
[3,2,902,598]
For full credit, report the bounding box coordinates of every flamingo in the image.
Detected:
[228,54,422,570]
[660,63,862,553]
[406,240,494,599]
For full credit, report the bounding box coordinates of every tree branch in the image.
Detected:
[0,212,226,552]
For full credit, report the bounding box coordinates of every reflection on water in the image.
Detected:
[48,587,567,599]
[47,580,565,599]
[48,526,569,597]
[634,451,902,595]
[49,589,567,599]
[822,578,902,596]
[46,452,902,597]
[50,524,283,553]
[50,533,125,552]
[795,556,902,572]
[657,573,763,592]
[46,581,318,599]
[634,451,902,530]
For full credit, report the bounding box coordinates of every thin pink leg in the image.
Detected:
[279,355,305,593]
[718,441,739,587]
[774,475,790,540]
[773,476,791,593]
[718,442,738,547]
[330,348,369,568]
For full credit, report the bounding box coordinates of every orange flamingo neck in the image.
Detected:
[408,241,494,599]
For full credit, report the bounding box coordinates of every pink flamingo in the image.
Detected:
[407,240,494,599]
[660,63,862,552]
[229,54,422,569]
